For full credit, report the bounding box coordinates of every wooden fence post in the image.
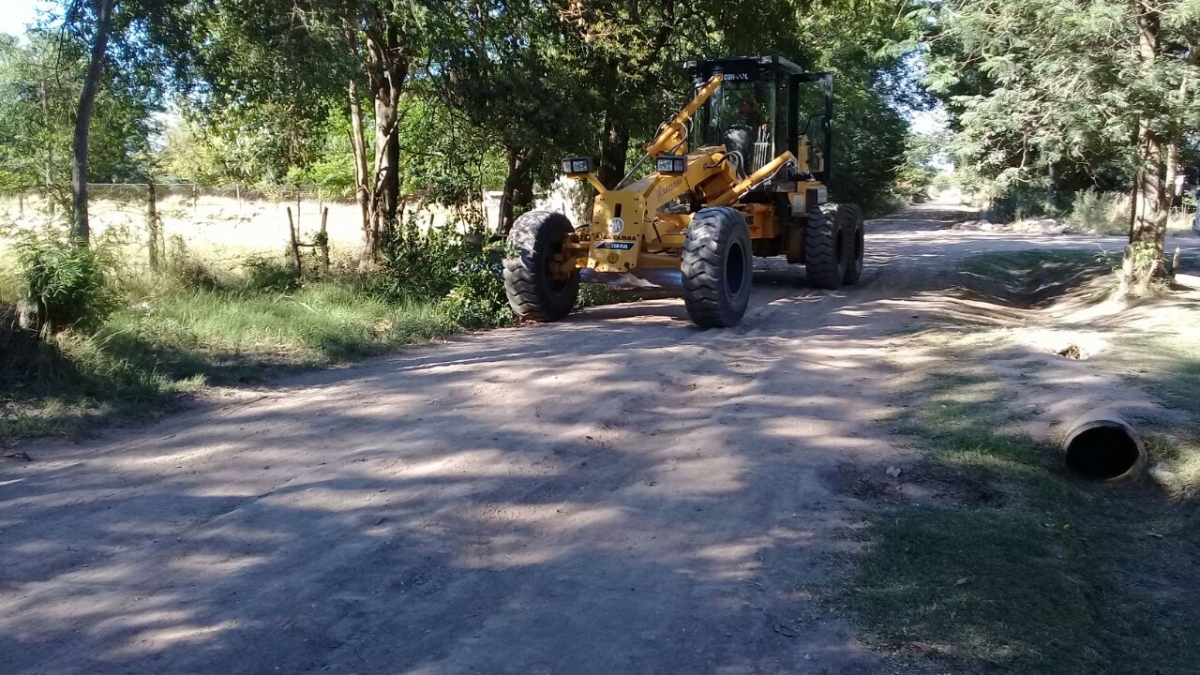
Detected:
[146,182,163,272]
[319,207,331,273]
[287,206,303,275]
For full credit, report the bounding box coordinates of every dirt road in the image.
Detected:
[3,203,1198,675]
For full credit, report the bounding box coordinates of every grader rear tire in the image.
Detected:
[503,211,580,322]
[682,207,753,328]
[841,204,865,285]
[804,204,847,289]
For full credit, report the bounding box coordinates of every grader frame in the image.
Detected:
[503,55,864,328]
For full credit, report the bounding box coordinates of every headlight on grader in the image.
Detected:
[655,154,687,175]
[561,156,594,176]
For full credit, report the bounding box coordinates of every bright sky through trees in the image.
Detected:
[0,0,44,38]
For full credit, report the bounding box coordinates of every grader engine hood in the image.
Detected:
[589,193,644,272]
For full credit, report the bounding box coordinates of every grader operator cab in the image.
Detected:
[502,55,864,328]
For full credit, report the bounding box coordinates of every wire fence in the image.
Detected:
[0,180,586,275]
[0,184,429,275]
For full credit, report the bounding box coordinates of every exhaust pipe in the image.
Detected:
[1062,408,1145,480]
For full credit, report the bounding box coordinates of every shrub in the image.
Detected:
[986,183,1058,223]
[1066,189,1129,235]
[380,219,511,328]
[444,241,511,328]
[578,283,632,307]
[242,255,301,292]
[164,235,222,290]
[13,230,116,332]
[380,218,462,299]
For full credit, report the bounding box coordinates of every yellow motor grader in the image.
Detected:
[503,55,864,327]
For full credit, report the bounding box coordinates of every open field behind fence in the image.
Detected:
[0,180,587,277]
[0,186,460,275]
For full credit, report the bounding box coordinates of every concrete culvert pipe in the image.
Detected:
[1062,408,1145,480]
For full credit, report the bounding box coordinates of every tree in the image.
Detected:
[929,0,1200,292]
[431,0,592,231]
[0,31,160,210]
[68,0,115,245]
[45,0,192,244]
[542,0,920,211]
[183,0,431,261]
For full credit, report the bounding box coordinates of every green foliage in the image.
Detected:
[1064,189,1194,235]
[896,128,949,198]
[0,31,159,204]
[159,101,339,187]
[242,255,301,292]
[929,0,1200,204]
[162,235,222,290]
[381,219,511,326]
[986,182,1059,222]
[0,279,462,442]
[381,219,463,299]
[12,230,115,331]
[397,91,508,205]
[443,241,511,328]
[577,283,638,308]
[831,85,910,212]
[1066,189,1131,235]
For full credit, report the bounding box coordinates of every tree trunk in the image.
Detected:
[347,79,372,262]
[372,92,401,247]
[596,111,630,190]
[513,150,539,217]
[41,73,54,216]
[498,148,526,233]
[1122,2,1168,294]
[287,206,303,274]
[70,0,115,247]
[362,22,409,261]
[1165,137,1178,208]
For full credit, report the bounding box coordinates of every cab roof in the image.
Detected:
[684,55,804,77]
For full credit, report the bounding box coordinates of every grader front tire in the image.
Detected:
[503,211,580,322]
[681,207,754,328]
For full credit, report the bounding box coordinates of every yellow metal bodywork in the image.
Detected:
[569,74,823,274]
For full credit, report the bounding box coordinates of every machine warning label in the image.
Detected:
[595,241,635,251]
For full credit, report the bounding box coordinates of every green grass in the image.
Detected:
[1,276,647,444]
[1,281,463,443]
[851,365,1200,674]
[1099,334,1200,498]
[102,283,461,377]
[1118,335,1200,420]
